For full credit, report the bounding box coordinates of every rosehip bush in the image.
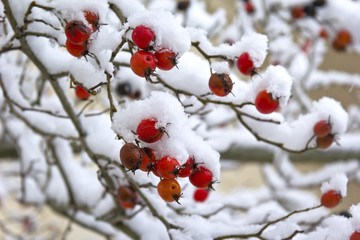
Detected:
[0,0,359,239]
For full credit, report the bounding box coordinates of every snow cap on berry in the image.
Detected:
[321,173,348,197]
[127,9,191,56]
[211,62,230,74]
[251,65,293,107]
[239,32,268,68]
[312,97,348,136]
[350,203,360,231]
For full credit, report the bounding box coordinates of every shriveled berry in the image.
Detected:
[139,147,156,172]
[117,186,137,209]
[177,0,190,11]
[120,143,142,172]
[75,85,90,100]
[136,118,164,143]
[155,156,180,179]
[130,51,157,77]
[208,73,233,97]
[66,39,88,58]
[350,231,360,240]
[157,179,181,203]
[313,120,331,137]
[193,188,210,202]
[154,49,177,71]
[255,90,279,114]
[178,157,195,178]
[333,30,352,51]
[189,166,213,189]
[304,5,316,17]
[132,26,155,50]
[313,0,326,7]
[84,10,99,32]
[316,134,334,149]
[65,21,91,45]
[321,190,341,208]
[236,52,255,75]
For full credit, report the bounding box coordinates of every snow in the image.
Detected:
[350,203,360,231]
[320,173,348,197]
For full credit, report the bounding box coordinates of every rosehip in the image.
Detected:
[255,90,279,114]
[178,157,195,178]
[130,51,157,77]
[193,188,210,202]
[131,26,155,50]
[117,186,137,209]
[84,10,99,32]
[291,6,304,19]
[316,134,334,149]
[236,52,255,75]
[208,73,233,97]
[65,21,91,45]
[313,120,331,137]
[321,190,341,208]
[66,39,88,58]
[120,143,142,172]
[245,2,255,14]
[333,30,352,51]
[319,28,328,39]
[154,49,177,71]
[75,85,90,100]
[154,156,180,179]
[136,118,165,143]
[189,166,213,189]
[157,179,181,203]
[139,147,156,172]
[350,231,360,240]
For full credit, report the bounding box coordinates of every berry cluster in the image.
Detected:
[65,11,100,58]
[119,118,214,203]
[130,26,178,79]
[313,119,334,149]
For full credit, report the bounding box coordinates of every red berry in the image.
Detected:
[120,143,142,172]
[313,120,331,137]
[84,10,99,32]
[132,26,155,50]
[117,186,137,209]
[245,2,255,13]
[208,73,233,97]
[154,49,177,71]
[157,179,181,203]
[130,51,157,77]
[189,166,213,189]
[139,147,156,172]
[136,118,164,143]
[350,231,360,240]
[193,188,210,202]
[66,40,88,58]
[333,30,352,51]
[291,6,305,19]
[255,90,279,114]
[319,28,328,39]
[321,190,341,208]
[178,157,195,178]
[75,85,90,100]
[155,156,180,179]
[236,52,255,75]
[65,21,91,45]
[316,134,334,149]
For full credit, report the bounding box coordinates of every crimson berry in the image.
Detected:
[139,147,156,172]
[350,231,360,240]
[132,25,155,50]
[193,188,210,202]
[313,120,331,137]
[65,21,91,45]
[189,166,213,189]
[208,73,233,97]
[157,179,181,203]
[178,157,195,178]
[136,118,165,143]
[319,28,328,39]
[66,40,88,58]
[84,10,99,32]
[130,51,157,77]
[154,49,177,71]
[255,90,279,114]
[333,30,352,51]
[316,134,334,149]
[321,190,341,208]
[245,2,255,14]
[291,6,305,19]
[75,85,90,100]
[236,52,255,75]
[155,156,180,179]
[120,143,142,172]
[117,186,137,209]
